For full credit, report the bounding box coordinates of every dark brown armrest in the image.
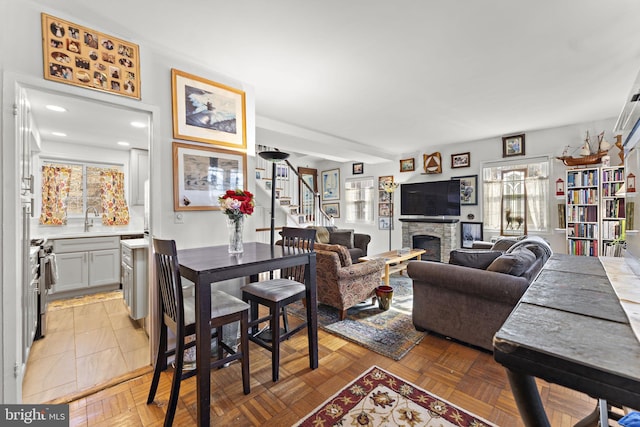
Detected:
[353,233,371,256]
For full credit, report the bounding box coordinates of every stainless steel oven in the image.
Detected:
[34,239,53,340]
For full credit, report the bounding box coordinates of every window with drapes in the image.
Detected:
[40,160,128,224]
[482,158,550,233]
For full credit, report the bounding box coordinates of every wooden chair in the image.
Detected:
[241,227,316,382]
[147,238,250,427]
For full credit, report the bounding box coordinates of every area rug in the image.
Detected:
[294,365,496,427]
[288,274,425,360]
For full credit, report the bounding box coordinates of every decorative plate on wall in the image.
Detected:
[423,152,442,174]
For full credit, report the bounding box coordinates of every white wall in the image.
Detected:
[0,0,255,402]
[311,118,621,255]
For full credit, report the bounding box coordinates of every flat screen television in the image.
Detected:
[400,180,461,216]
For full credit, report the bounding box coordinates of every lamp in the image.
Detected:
[259,150,290,248]
[383,181,400,251]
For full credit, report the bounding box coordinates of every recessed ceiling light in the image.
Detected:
[46,104,67,112]
[130,121,146,128]
[117,141,130,146]
[51,132,67,137]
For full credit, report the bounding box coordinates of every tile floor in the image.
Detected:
[22,294,150,403]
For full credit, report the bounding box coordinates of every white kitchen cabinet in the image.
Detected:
[121,238,148,320]
[130,148,149,206]
[51,236,120,297]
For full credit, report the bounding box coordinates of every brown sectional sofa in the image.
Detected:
[407,236,552,351]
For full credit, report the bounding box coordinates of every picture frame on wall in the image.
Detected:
[461,222,483,248]
[378,217,393,230]
[321,169,340,201]
[379,202,392,216]
[41,13,141,99]
[378,175,394,190]
[400,158,415,172]
[451,152,470,168]
[352,162,364,175]
[171,68,247,150]
[172,141,247,211]
[322,203,340,218]
[453,174,478,205]
[502,134,526,157]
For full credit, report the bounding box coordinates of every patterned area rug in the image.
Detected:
[288,274,425,360]
[294,366,496,427]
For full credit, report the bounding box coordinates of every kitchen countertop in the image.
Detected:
[32,224,145,240]
[121,238,149,249]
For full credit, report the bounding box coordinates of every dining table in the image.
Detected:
[177,242,318,426]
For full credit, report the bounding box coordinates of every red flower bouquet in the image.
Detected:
[219,189,255,221]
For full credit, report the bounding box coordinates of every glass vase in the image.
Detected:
[226,216,244,254]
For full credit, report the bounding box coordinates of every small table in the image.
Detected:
[177,242,318,427]
[359,248,426,286]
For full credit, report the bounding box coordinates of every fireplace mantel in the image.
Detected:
[401,218,459,262]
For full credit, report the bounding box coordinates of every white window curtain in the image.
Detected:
[482,158,550,233]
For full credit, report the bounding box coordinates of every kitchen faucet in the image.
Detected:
[84,207,100,232]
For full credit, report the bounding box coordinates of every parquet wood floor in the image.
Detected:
[64,328,598,426]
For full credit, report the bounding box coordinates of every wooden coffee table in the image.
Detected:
[359,248,426,286]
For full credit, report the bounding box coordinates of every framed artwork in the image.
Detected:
[378,175,394,190]
[171,68,247,150]
[378,217,393,230]
[321,169,340,201]
[323,203,340,218]
[352,162,364,175]
[461,222,483,248]
[502,134,526,157]
[255,169,263,180]
[41,13,141,99]
[172,141,247,211]
[628,173,636,193]
[453,174,478,205]
[276,164,289,179]
[451,152,470,168]
[400,158,415,172]
[423,151,442,174]
[280,198,291,206]
[379,202,392,216]
[379,190,390,202]
[290,207,299,215]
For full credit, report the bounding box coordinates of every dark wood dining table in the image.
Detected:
[494,254,640,426]
[177,242,318,426]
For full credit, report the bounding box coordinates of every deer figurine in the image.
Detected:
[505,208,524,229]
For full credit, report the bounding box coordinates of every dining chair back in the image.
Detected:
[241,227,316,382]
[147,238,250,427]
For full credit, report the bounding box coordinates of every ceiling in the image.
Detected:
[28,0,640,162]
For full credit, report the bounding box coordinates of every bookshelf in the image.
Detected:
[601,166,625,255]
[566,167,600,256]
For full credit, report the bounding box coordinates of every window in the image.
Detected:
[345,177,375,224]
[482,158,549,233]
[42,160,124,217]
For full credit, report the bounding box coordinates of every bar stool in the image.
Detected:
[241,227,316,382]
[147,238,250,427]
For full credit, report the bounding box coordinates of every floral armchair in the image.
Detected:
[314,243,385,320]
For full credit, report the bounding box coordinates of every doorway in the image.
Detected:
[14,82,153,403]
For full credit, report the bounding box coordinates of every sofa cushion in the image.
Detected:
[486,247,536,277]
[314,243,352,267]
[315,226,330,244]
[330,230,354,249]
[491,238,520,252]
[449,249,503,270]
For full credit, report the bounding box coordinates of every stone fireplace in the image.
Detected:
[401,218,459,263]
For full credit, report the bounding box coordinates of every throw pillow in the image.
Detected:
[330,230,354,249]
[491,238,519,252]
[314,226,330,244]
[486,247,536,277]
[449,249,503,270]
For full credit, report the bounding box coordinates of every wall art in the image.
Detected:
[172,68,246,150]
[172,141,247,211]
[41,13,140,99]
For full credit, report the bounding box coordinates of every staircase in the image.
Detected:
[255,145,333,243]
